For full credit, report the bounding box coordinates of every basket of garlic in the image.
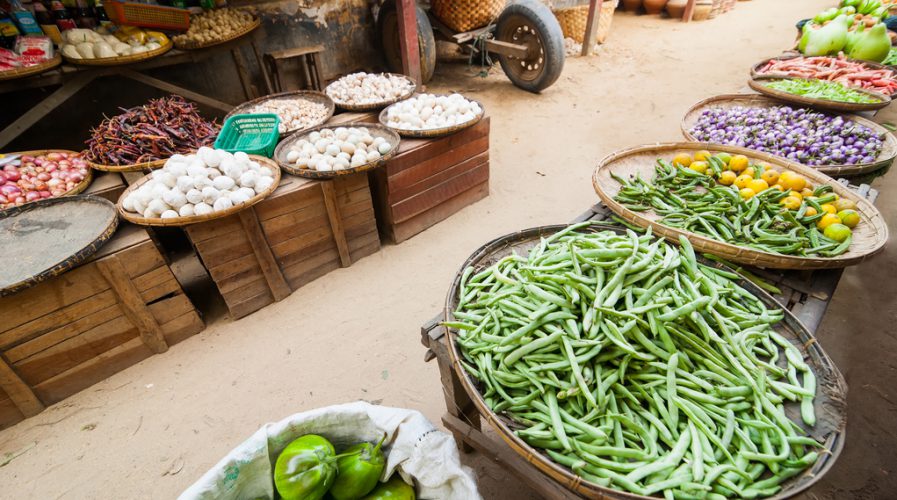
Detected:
[172,8,260,50]
[60,28,171,66]
[379,93,485,138]
[273,123,400,179]
[325,72,417,112]
[225,91,335,138]
[117,148,280,227]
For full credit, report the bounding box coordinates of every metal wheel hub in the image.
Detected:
[500,17,545,81]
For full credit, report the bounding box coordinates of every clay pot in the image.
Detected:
[666,0,687,17]
[622,0,642,12]
[644,0,668,15]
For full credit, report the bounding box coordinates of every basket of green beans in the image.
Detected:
[443,223,847,499]
[749,76,890,113]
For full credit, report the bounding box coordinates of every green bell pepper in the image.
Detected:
[330,435,388,500]
[361,475,416,500]
[815,7,840,24]
[274,435,340,500]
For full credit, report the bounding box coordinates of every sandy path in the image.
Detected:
[5,1,885,499]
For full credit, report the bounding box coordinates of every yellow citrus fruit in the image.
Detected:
[780,196,802,210]
[690,161,709,174]
[820,204,837,215]
[834,198,856,211]
[739,188,756,200]
[800,188,814,198]
[734,175,753,189]
[718,171,737,186]
[761,170,780,185]
[742,167,756,178]
[804,207,818,217]
[729,155,749,172]
[837,209,860,228]
[747,179,769,193]
[789,191,803,201]
[672,153,693,167]
[716,152,732,165]
[770,184,785,192]
[823,223,852,243]
[694,150,712,162]
[817,213,842,230]
[786,174,807,192]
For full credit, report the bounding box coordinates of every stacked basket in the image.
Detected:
[430,0,506,32]
[553,0,618,44]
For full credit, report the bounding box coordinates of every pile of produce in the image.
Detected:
[0,37,54,72]
[0,152,89,209]
[613,151,861,257]
[274,433,414,500]
[383,93,482,131]
[172,8,255,48]
[242,97,330,134]
[283,126,393,172]
[883,47,897,65]
[689,104,884,166]
[798,13,890,63]
[60,27,168,60]
[756,55,897,95]
[120,148,275,219]
[85,95,219,166]
[325,72,416,106]
[762,78,882,103]
[449,224,824,498]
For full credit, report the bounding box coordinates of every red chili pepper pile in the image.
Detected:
[85,95,220,166]
[757,55,897,96]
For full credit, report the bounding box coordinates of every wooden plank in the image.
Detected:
[193,235,254,269]
[0,356,43,417]
[387,119,490,175]
[389,151,488,204]
[396,0,422,84]
[160,311,204,346]
[216,260,266,295]
[0,290,118,350]
[284,258,342,292]
[4,304,121,363]
[131,267,171,294]
[322,180,352,267]
[184,214,243,244]
[391,162,490,224]
[227,292,275,320]
[120,69,235,112]
[139,278,182,304]
[222,277,271,306]
[388,138,489,194]
[0,393,24,431]
[262,205,329,246]
[683,0,696,21]
[581,0,603,56]
[96,257,169,354]
[149,294,195,326]
[282,247,341,288]
[207,253,260,283]
[106,238,167,278]
[83,171,126,203]
[270,226,335,266]
[253,179,320,221]
[389,180,489,243]
[239,208,291,302]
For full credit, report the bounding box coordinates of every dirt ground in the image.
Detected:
[3,0,896,498]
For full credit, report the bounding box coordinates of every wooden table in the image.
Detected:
[419,181,878,499]
[0,33,265,150]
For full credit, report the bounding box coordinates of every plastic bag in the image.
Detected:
[179,401,481,500]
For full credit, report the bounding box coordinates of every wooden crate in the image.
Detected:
[184,173,380,320]
[83,171,126,204]
[0,224,204,430]
[368,117,491,243]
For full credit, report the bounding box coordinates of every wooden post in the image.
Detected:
[396,0,422,84]
[238,208,292,301]
[683,0,696,22]
[581,0,603,56]
[0,357,44,417]
[322,181,352,268]
[96,256,169,354]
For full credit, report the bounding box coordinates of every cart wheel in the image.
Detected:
[495,0,565,93]
[378,0,437,84]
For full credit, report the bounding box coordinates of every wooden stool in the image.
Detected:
[262,45,325,93]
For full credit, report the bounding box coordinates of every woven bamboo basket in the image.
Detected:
[225,90,334,139]
[431,0,506,32]
[62,40,172,67]
[443,223,848,499]
[325,73,417,112]
[748,76,891,113]
[378,96,485,138]
[173,16,260,50]
[0,150,93,211]
[1,196,118,297]
[116,155,280,227]
[0,54,62,82]
[593,142,888,269]
[708,0,723,18]
[750,54,897,98]
[553,0,618,44]
[681,94,897,177]
[87,158,167,173]
[273,123,400,179]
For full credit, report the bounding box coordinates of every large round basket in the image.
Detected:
[750,54,897,98]
[378,96,485,138]
[1,196,118,297]
[87,157,167,173]
[593,142,888,269]
[62,40,172,66]
[0,150,94,212]
[325,73,417,112]
[748,76,891,113]
[116,155,280,227]
[680,94,897,177]
[444,224,847,500]
[273,123,400,179]
[0,54,62,82]
[173,16,260,50]
[225,90,335,138]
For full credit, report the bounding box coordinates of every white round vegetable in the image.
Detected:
[213,197,233,212]
[176,175,194,193]
[229,190,251,205]
[186,188,203,205]
[179,204,195,217]
[194,202,213,215]
[147,199,169,216]
[122,194,136,212]
[239,171,258,188]
[161,210,179,219]
[213,175,236,191]
[237,187,255,199]
[163,189,188,210]
[201,186,220,205]
[255,176,274,193]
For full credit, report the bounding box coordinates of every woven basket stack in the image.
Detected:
[431,0,506,32]
[553,0,618,44]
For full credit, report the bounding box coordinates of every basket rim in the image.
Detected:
[680,93,897,177]
[62,39,172,67]
[378,94,486,138]
[325,73,418,111]
[273,122,401,179]
[593,141,888,269]
[224,90,335,138]
[116,155,281,226]
[0,53,62,81]
[173,15,260,50]
[748,75,891,113]
[443,223,847,500]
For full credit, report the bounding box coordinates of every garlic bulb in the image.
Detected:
[325,72,415,105]
[385,93,482,131]
[244,97,329,133]
[284,126,391,172]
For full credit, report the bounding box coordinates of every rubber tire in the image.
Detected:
[378,0,437,84]
[495,0,565,93]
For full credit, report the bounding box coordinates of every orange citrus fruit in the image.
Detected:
[718,171,737,186]
[817,213,841,230]
[837,209,860,228]
[739,188,756,200]
[734,175,753,189]
[823,223,851,243]
[761,170,780,185]
[780,196,802,210]
[820,204,837,215]
[747,179,769,193]
[690,161,709,174]
[672,153,693,167]
[729,155,749,172]
[694,150,712,162]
